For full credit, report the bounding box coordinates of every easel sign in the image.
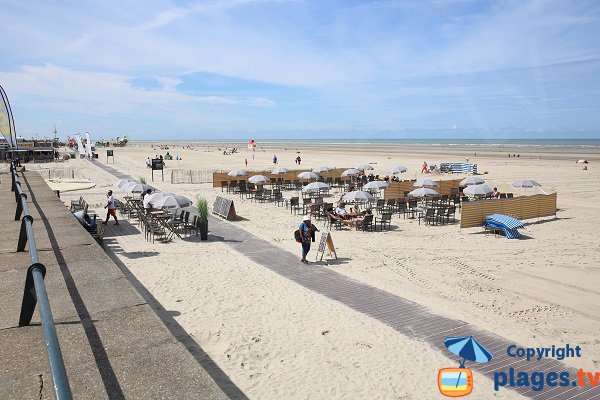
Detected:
[151,158,164,182]
[317,231,337,261]
[106,150,114,163]
[212,196,237,220]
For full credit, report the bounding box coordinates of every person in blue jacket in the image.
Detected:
[299,215,318,264]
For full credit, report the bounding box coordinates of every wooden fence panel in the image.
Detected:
[460,193,557,228]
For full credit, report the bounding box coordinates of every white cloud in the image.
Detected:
[0,64,272,116]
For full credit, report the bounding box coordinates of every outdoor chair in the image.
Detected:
[184,215,199,236]
[404,200,418,219]
[499,193,507,199]
[444,206,456,224]
[461,196,470,203]
[435,207,446,225]
[418,208,435,225]
[273,191,284,206]
[221,181,228,192]
[289,197,301,214]
[376,213,392,231]
[356,214,374,232]
[385,198,397,213]
[302,198,313,214]
[375,199,385,214]
[327,212,343,230]
[507,193,514,198]
[396,199,407,215]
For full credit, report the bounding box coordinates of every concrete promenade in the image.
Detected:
[0,170,232,399]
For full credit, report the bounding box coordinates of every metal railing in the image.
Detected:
[11,161,73,400]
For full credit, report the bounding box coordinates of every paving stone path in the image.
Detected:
[93,160,600,400]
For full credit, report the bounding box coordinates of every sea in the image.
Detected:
[132,139,600,150]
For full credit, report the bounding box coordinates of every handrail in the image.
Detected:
[11,161,73,400]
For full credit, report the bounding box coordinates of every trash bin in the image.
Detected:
[93,153,99,159]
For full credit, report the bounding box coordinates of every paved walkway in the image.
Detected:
[93,160,600,400]
[0,169,231,399]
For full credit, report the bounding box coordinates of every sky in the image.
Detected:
[1,0,600,140]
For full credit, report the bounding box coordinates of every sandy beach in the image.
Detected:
[29,141,600,399]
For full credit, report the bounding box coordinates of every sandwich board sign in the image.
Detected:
[212,196,237,220]
[106,149,114,163]
[151,158,164,182]
[317,231,337,261]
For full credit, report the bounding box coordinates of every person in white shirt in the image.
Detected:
[142,189,153,213]
[102,190,119,225]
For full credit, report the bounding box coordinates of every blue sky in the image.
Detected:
[1,0,599,140]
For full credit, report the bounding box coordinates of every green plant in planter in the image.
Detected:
[196,197,208,222]
[139,176,147,184]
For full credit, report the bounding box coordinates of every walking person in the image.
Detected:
[273,154,278,165]
[299,215,318,264]
[103,190,119,225]
[244,158,248,167]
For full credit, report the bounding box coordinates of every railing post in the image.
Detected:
[19,263,46,327]
[15,191,26,220]
[17,215,33,252]
[11,163,16,191]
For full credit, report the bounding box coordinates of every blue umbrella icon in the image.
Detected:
[444,336,493,387]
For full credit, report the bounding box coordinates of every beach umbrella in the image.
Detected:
[512,179,541,188]
[113,178,134,188]
[408,188,440,197]
[312,166,331,173]
[414,179,439,188]
[148,192,192,209]
[248,175,271,184]
[122,181,155,193]
[463,184,493,197]
[363,181,390,190]
[444,336,493,387]
[302,182,329,192]
[389,166,408,174]
[444,336,493,366]
[297,171,320,180]
[341,168,361,177]
[271,167,289,175]
[228,169,248,177]
[356,164,374,171]
[342,190,375,203]
[460,176,485,186]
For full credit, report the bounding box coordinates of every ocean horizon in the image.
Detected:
[130,138,600,149]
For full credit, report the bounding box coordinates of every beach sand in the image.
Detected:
[32,142,600,399]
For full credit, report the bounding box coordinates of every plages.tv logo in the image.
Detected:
[438,336,493,397]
